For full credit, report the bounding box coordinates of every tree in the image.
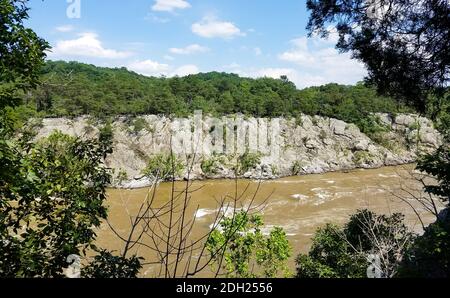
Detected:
[416,146,450,206]
[398,146,450,277]
[83,250,143,278]
[296,210,414,278]
[0,0,49,111]
[306,0,450,279]
[306,0,449,113]
[206,211,292,278]
[0,132,113,277]
[0,0,140,278]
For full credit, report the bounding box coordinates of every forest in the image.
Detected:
[13,60,430,143]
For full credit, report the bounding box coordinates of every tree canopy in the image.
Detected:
[306,0,449,113]
[19,60,417,139]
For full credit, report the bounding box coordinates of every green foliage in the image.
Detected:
[296,210,413,278]
[0,2,139,278]
[296,224,367,278]
[237,152,261,174]
[416,146,450,205]
[20,61,415,137]
[142,153,184,181]
[0,0,49,111]
[270,164,279,176]
[291,161,302,176]
[399,216,450,278]
[115,169,129,185]
[0,132,112,277]
[352,151,373,166]
[127,117,151,136]
[398,146,450,277]
[98,120,114,149]
[303,0,450,280]
[206,211,291,278]
[201,155,225,176]
[306,0,449,113]
[83,250,143,278]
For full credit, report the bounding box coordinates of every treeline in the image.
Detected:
[24,61,414,133]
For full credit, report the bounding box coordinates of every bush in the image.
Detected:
[292,160,303,175]
[206,211,292,278]
[83,250,143,278]
[296,210,414,278]
[237,152,261,174]
[0,132,112,277]
[127,117,151,136]
[142,153,184,181]
[201,155,224,176]
[398,215,450,277]
[352,151,373,166]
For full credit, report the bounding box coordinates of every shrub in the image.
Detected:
[201,156,224,176]
[296,210,414,278]
[352,151,373,166]
[292,160,303,176]
[127,117,151,136]
[142,153,184,181]
[237,152,261,174]
[206,211,292,278]
[83,250,143,278]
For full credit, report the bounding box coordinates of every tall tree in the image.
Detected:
[306,0,449,113]
[0,0,49,111]
[306,0,450,278]
[0,0,141,277]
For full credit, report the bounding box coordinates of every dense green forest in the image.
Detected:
[23,61,415,132]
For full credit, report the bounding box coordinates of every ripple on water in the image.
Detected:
[291,193,309,202]
[378,173,399,178]
[195,208,216,219]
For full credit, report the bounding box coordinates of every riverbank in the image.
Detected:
[35,113,442,189]
[98,164,438,277]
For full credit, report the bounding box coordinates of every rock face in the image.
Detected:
[36,113,442,188]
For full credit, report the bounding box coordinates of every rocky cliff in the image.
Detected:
[36,113,442,188]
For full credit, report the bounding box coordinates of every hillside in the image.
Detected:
[21,60,417,138]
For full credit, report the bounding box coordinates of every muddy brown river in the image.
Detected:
[95,164,440,277]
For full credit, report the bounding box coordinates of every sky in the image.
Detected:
[26,0,367,88]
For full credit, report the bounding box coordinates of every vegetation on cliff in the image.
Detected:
[20,60,417,138]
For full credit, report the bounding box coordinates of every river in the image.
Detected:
[95,164,439,277]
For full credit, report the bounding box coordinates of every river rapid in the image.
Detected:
[95,164,439,277]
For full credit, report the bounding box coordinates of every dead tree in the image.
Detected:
[107,145,269,277]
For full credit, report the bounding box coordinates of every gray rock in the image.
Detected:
[34,113,442,188]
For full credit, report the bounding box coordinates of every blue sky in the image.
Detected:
[26,0,366,88]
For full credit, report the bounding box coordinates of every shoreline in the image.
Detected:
[111,162,418,190]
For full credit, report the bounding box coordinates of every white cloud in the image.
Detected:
[278,36,366,86]
[192,16,245,39]
[146,13,171,23]
[169,44,209,55]
[50,32,133,59]
[127,59,170,76]
[127,60,198,78]
[254,47,262,56]
[152,0,191,12]
[223,62,241,70]
[55,25,74,33]
[171,64,200,77]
